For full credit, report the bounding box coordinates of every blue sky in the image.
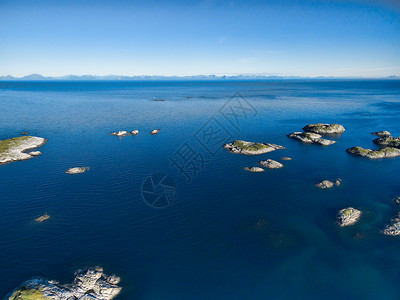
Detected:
[0,0,399,77]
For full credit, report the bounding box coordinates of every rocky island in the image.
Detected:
[316,179,341,189]
[303,123,345,134]
[382,213,400,236]
[66,167,88,174]
[371,131,391,137]
[150,129,160,135]
[223,140,285,155]
[110,131,129,137]
[7,266,121,300]
[287,132,336,146]
[258,159,283,169]
[373,136,400,148]
[346,146,400,159]
[0,136,46,164]
[337,207,361,226]
[243,166,264,172]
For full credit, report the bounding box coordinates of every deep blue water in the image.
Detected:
[1,80,400,299]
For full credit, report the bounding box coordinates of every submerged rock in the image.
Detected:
[150,129,160,135]
[21,132,29,135]
[346,146,400,159]
[223,140,285,155]
[287,132,336,146]
[316,178,341,189]
[303,123,345,134]
[382,213,400,236]
[243,166,265,172]
[7,266,121,300]
[66,167,88,174]
[0,136,47,164]
[130,130,139,135]
[371,131,391,137]
[394,197,400,206]
[373,136,400,148]
[258,159,283,169]
[337,207,361,226]
[35,213,50,222]
[110,131,128,137]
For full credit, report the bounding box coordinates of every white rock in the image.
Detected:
[150,129,160,135]
[130,130,139,135]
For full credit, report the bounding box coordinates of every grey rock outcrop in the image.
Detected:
[371,131,391,137]
[110,131,128,137]
[382,213,400,236]
[243,167,265,172]
[337,207,361,226]
[316,178,341,189]
[7,266,121,300]
[287,132,336,146]
[66,167,88,174]
[258,159,283,169]
[373,136,400,148]
[223,140,285,155]
[346,146,400,159]
[303,123,345,134]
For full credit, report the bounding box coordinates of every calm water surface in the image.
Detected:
[0,80,400,299]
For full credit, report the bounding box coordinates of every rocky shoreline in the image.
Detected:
[0,136,47,164]
[7,266,121,300]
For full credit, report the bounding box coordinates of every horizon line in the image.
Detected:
[1,73,399,81]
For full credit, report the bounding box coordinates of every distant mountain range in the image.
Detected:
[0,74,399,81]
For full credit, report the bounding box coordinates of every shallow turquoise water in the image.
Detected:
[0,80,400,299]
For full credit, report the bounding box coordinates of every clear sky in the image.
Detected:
[0,0,399,77]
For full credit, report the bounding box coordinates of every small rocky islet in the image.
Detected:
[288,123,345,146]
[243,166,265,172]
[223,140,285,155]
[7,266,121,300]
[316,179,342,189]
[373,136,400,148]
[337,207,361,227]
[110,129,160,136]
[382,213,400,236]
[287,132,336,146]
[0,136,47,164]
[258,159,283,169]
[303,123,345,134]
[371,130,391,137]
[65,167,88,174]
[346,146,400,159]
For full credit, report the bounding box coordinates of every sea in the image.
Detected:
[0,80,400,299]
